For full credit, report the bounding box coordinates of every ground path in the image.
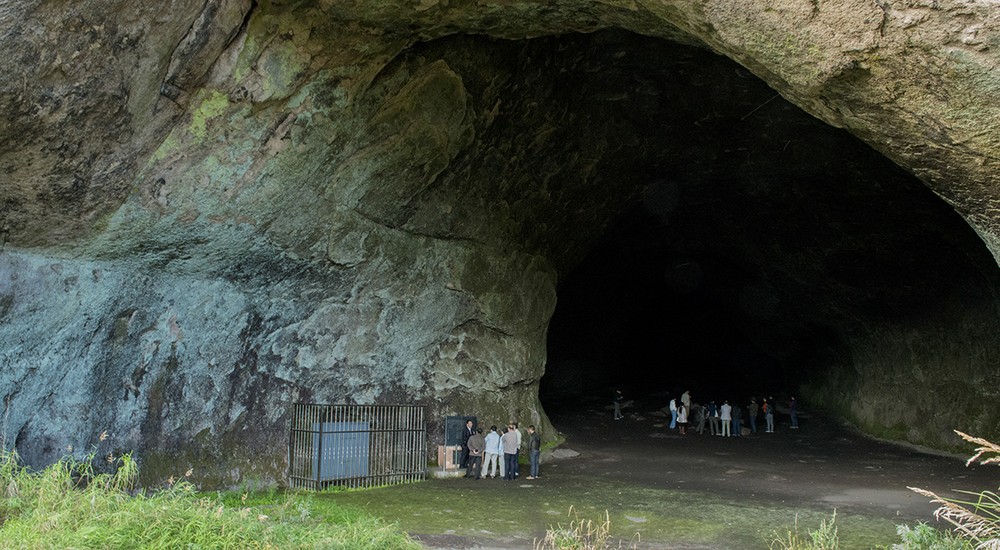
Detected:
[338,406,998,549]
[549,407,992,522]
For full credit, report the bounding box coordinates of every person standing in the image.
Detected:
[708,400,720,436]
[668,397,678,430]
[501,426,518,480]
[789,397,799,429]
[748,397,759,434]
[764,398,775,433]
[677,403,688,435]
[526,425,542,479]
[512,422,523,478]
[720,401,732,437]
[681,390,691,412]
[732,402,743,437]
[482,425,502,478]
[695,403,707,435]
[466,429,485,479]
[459,419,474,468]
[613,389,624,420]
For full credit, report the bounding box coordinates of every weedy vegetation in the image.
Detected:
[0,437,417,549]
[907,430,1000,549]
[892,522,972,550]
[767,511,839,550]
[534,506,638,550]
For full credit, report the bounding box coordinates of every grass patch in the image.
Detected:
[320,473,900,548]
[535,506,639,549]
[0,448,417,549]
[907,430,1000,548]
[768,510,839,549]
[893,522,972,549]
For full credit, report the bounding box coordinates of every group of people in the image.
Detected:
[615,389,800,435]
[459,420,542,481]
[666,392,799,435]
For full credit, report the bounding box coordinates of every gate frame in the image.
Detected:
[288,403,427,490]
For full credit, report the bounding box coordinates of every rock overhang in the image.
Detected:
[2,1,1000,483]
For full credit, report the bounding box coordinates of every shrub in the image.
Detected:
[893,522,972,550]
[909,430,1000,549]
[535,506,638,550]
[769,510,839,550]
[0,447,418,549]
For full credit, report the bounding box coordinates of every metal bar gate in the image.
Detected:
[288,403,427,490]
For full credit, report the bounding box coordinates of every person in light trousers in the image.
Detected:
[481,425,503,478]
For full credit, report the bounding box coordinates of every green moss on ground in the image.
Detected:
[317,474,899,549]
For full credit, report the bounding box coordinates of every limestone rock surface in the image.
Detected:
[2,0,1000,482]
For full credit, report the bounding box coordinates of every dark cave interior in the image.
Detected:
[535,31,1000,414]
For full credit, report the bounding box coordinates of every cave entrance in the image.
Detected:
[529,31,1000,419]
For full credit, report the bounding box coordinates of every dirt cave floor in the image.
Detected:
[326,404,999,549]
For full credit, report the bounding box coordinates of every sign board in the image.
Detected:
[444,415,477,446]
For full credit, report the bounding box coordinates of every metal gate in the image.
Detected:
[288,403,427,490]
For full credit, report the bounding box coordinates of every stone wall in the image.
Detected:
[2,1,1000,483]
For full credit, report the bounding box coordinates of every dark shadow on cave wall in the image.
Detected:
[536,32,1000,414]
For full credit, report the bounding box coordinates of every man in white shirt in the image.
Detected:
[720,401,733,437]
[481,425,503,478]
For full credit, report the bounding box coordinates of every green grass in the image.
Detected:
[319,473,900,548]
[0,449,418,549]
[767,510,840,550]
[1,447,965,549]
[535,506,637,549]
[893,523,973,549]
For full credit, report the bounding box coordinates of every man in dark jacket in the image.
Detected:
[466,429,486,479]
[526,425,542,480]
[459,419,474,468]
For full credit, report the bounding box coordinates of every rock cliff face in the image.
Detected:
[2,0,999,483]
